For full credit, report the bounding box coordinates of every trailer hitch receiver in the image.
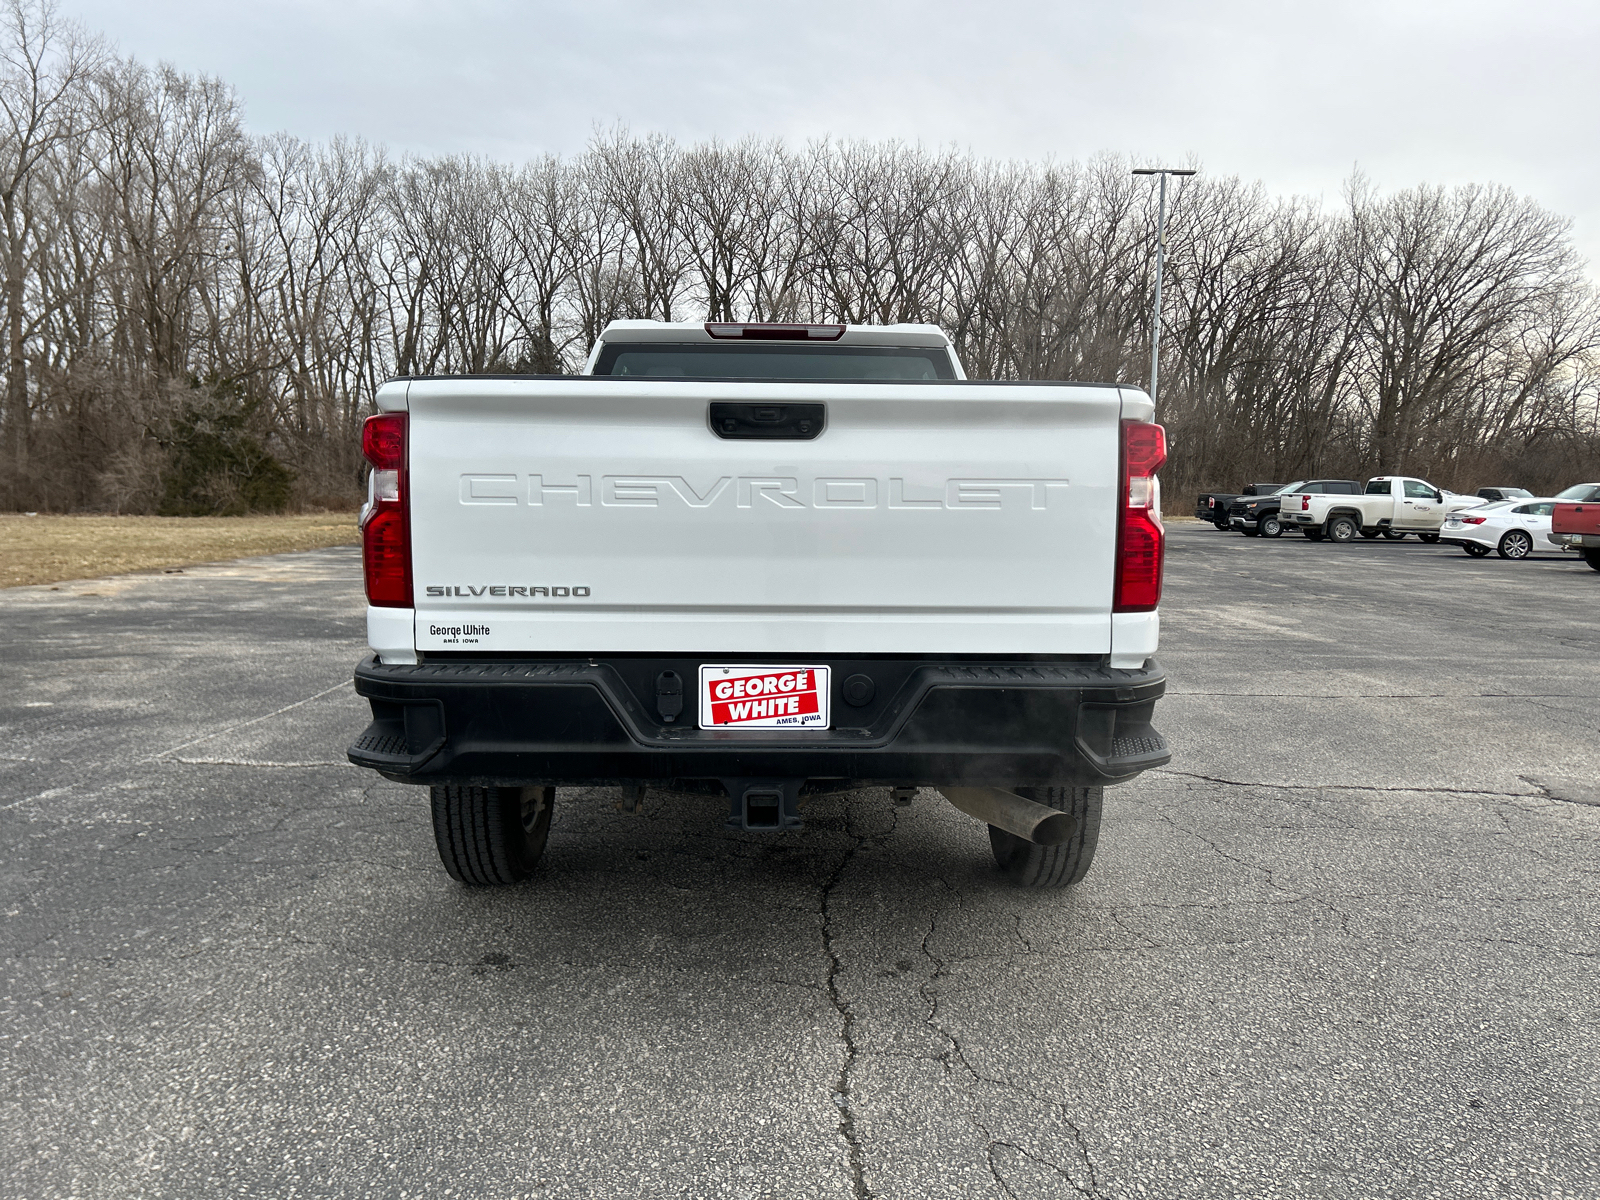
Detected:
[723,778,804,832]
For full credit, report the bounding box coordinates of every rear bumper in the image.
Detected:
[1441,528,1494,549]
[347,654,1170,789]
[1554,533,1600,548]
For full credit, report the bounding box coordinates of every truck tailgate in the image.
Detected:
[401,379,1124,655]
[1553,503,1600,536]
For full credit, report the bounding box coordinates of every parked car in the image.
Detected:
[1553,482,1600,503]
[1475,486,1533,502]
[1228,479,1361,537]
[1194,483,1280,529]
[1550,495,1600,572]
[346,319,1171,892]
[1441,500,1571,559]
[1280,476,1485,543]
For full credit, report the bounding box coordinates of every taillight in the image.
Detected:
[361,412,411,607]
[1114,420,1166,613]
[1460,515,1487,525]
[1301,495,1310,511]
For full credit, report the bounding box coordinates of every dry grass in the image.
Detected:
[1,513,360,589]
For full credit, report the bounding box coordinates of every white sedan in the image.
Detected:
[1441,500,1573,559]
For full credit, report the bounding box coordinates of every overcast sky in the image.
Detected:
[73,0,1600,271]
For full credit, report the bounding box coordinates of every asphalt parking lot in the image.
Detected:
[3,524,1597,1199]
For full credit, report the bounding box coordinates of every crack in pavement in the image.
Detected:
[169,757,357,768]
[1155,811,1354,935]
[980,1126,1104,1200]
[911,897,1108,1199]
[819,816,872,1200]
[1153,768,1544,799]
[1518,775,1600,809]
[959,1066,1108,1199]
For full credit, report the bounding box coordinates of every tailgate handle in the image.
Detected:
[709,402,825,440]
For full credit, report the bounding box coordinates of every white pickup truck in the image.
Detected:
[346,321,1171,890]
[1280,475,1485,543]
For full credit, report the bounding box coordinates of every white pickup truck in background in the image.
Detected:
[347,321,1171,891]
[1281,475,1486,543]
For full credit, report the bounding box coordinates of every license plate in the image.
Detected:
[699,665,830,730]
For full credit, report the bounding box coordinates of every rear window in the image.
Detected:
[1365,479,1391,495]
[591,343,956,380]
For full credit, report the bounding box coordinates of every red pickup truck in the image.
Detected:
[1551,483,1600,571]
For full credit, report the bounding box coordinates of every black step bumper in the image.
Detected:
[347,655,1170,789]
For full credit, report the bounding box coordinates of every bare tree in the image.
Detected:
[0,0,102,474]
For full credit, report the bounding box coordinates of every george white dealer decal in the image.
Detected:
[459,474,1071,510]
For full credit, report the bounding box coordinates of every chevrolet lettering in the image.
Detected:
[460,473,1071,510]
[349,319,1171,893]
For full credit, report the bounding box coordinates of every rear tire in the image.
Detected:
[1260,515,1283,538]
[1327,515,1359,543]
[431,785,553,885]
[987,786,1102,889]
[1463,543,1492,557]
[1214,520,1230,531]
[1303,528,1325,542]
[1497,530,1533,560]
[1360,529,1381,539]
[1585,548,1600,573]
[1419,532,1440,544]
[1383,529,1407,540]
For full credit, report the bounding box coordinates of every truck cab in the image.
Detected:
[585,320,966,380]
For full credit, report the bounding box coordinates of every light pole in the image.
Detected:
[1132,167,1195,406]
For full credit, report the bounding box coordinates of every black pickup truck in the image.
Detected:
[1228,479,1362,537]
[1195,484,1281,529]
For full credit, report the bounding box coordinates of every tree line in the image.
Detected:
[1,0,1595,514]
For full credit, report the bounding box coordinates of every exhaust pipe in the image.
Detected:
[939,787,1075,846]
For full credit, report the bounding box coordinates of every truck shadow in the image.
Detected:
[410,784,1095,985]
